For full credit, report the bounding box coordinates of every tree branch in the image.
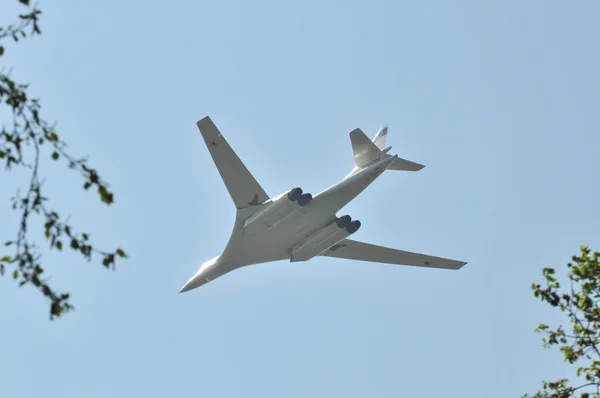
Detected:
[1,1,128,319]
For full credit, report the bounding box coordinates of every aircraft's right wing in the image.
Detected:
[197,116,269,209]
[320,238,467,270]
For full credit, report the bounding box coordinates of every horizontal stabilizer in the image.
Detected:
[350,128,381,167]
[196,117,269,209]
[321,238,466,270]
[387,157,425,172]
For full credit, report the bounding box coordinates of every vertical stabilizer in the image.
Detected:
[372,125,388,150]
[350,123,425,172]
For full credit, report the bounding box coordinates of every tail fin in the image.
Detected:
[372,125,388,150]
[373,124,425,171]
[350,124,425,171]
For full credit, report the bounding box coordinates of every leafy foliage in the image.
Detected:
[1,1,127,319]
[524,246,600,398]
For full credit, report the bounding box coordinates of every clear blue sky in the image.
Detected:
[1,1,599,397]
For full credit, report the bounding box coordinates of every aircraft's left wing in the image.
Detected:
[320,238,467,270]
[197,116,269,209]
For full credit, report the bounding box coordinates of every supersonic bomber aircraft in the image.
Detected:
[180,116,467,293]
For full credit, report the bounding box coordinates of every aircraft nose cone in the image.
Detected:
[179,283,191,294]
[179,278,197,293]
[179,272,213,293]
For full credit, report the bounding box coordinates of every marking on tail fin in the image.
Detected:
[375,125,388,138]
[373,125,388,150]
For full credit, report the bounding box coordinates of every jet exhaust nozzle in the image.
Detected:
[336,215,352,228]
[297,193,312,207]
[346,220,361,234]
[287,187,303,201]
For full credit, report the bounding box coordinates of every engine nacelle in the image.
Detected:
[336,215,352,228]
[244,187,311,235]
[290,215,361,262]
[297,193,313,207]
[346,220,361,234]
[287,187,303,201]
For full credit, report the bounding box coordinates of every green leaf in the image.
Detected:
[102,254,115,268]
[51,302,63,318]
[13,269,18,279]
[98,185,114,205]
[56,241,63,250]
[51,152,59,160]
[5,241,14,246]
[116,249,128,258]
[1,256,11,262]
[70,239,79,250]
[0,46,4,56]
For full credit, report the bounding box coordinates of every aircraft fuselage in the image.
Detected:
[180,154,398,291]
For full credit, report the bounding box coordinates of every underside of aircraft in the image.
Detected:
[179,117,466,293]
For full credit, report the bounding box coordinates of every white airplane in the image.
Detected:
[179,116,466,293]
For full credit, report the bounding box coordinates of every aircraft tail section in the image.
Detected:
[350,128,381,167]
[387,156,425,171]
[372,125,388,150]
[349,124,425,172]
